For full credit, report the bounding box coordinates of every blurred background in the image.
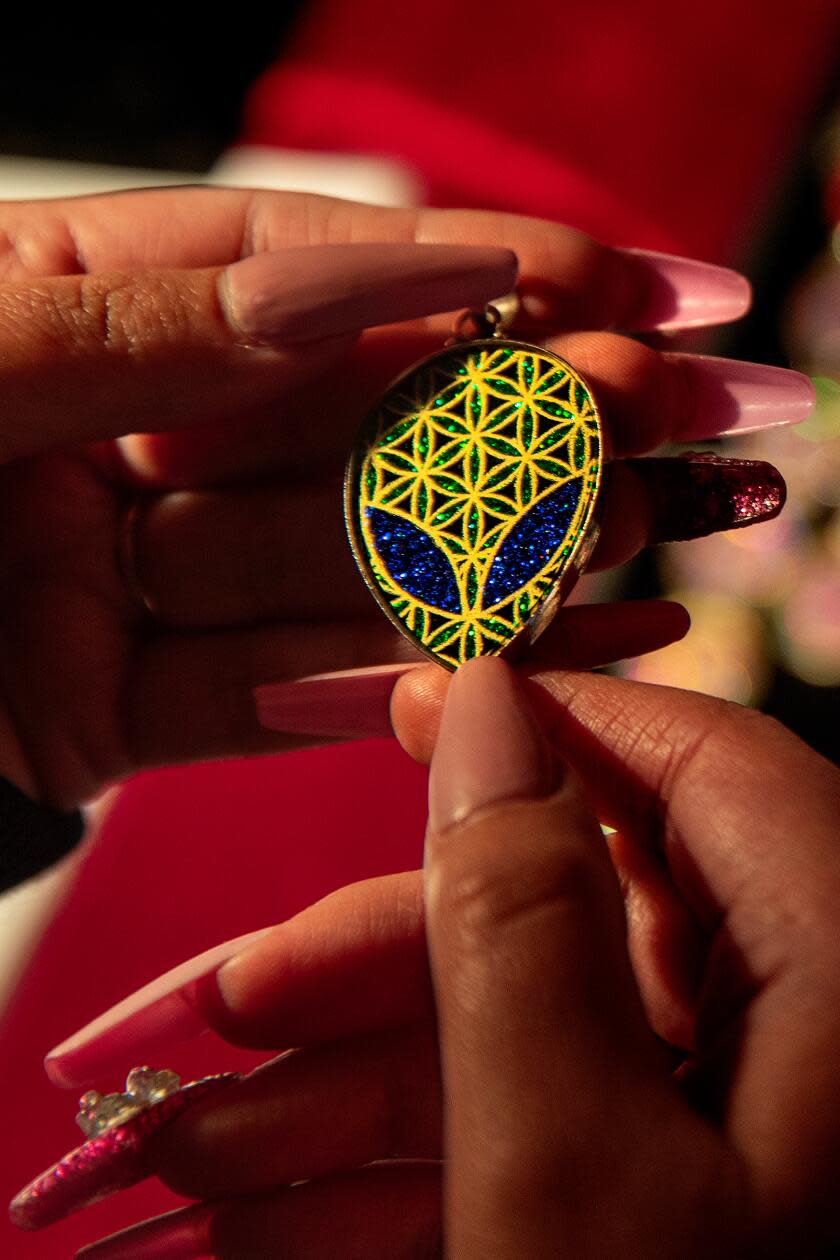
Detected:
[2,8,840,1257]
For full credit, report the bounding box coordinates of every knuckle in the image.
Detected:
[433,812,602,950]
[71,272,196,356]
[655,697,774,805]
[470,1130,594,1225]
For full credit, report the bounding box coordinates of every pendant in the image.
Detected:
[345,301,604,670]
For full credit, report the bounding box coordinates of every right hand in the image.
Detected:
[60,665,840,1257]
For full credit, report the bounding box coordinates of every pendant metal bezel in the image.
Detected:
[344,336,605,671]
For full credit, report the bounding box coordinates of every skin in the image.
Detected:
[0,186,762,808]
[74,662,840,1258]
[7,187,825,1253]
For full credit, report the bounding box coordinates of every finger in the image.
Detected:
[105,330,814,489]
[150,1027,441,1200]
[528,670,840,1230]
[391,640,704,1055]
[124,618,420,770]
[2,187,748,333]
[522,672,840,926]
[45,872,432,1089]
[122,454,711,631]
[124,482,372,628]
[128,599,688,776]
[353,604,690,754]
[76,1164,442,1260]
[0,243,515,462]
[529,598,691,665]
[587,453,786,574]
[393,661,840,881]
[248,602,688,745]
[606,826,710,1051]
[395,662,840,1225]
[116,445,784,640]
[424,659,737,1255]
[542,332,813,456]
[123,596,690,771]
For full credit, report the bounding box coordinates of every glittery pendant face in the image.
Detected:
[345,340,604,669]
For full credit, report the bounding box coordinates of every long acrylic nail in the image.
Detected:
[253,663,419,738]
[221,242,518,343]
[76,1205,215,1259]
[429,657,556,835]
[626,453,787,543]
[668,353,815,439]
[617,247,752,330]
[11,1078,235,1232]
[44,928,269,1090]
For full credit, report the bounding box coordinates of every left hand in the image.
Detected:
[0,187,803,807]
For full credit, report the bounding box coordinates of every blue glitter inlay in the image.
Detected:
[484,479,582,606]
[366,507,460,613]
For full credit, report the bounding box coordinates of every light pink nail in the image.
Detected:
[221,242,518,343]
[44,928,269,1090]
[618,247,752,331]
[428,658,556,835]
[76,1203,215,1259]
[667,353,816,439]
[253,662,421,739]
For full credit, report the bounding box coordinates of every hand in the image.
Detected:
[0,188,809,807]
[56,662,840,1257]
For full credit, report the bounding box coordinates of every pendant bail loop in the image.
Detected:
[449,291,520,343]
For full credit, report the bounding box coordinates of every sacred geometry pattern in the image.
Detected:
[346,341,603,669]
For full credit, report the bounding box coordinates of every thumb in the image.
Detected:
[423,658,730,1257]
[0,242,516,462]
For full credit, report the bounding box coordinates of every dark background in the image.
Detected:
[0,26,306,172]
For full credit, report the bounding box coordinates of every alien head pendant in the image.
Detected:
[345,309,604,670]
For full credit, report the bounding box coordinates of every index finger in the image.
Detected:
[393,667,840,930]
[0,188,750,333]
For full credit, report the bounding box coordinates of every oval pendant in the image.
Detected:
[345,339,604,670]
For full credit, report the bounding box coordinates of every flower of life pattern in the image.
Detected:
[352,342,602,668]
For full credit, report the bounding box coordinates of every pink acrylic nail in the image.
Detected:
[221,242,518,343]
[666,353,816,439]
[11,1076,236,1232]
[618,247,752,331]
[76,1204,216,1259]
[45,929,269,1090]
[253,662,421,739]
[428,657,556,835]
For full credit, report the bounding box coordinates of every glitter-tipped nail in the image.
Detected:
[626,453,787,543]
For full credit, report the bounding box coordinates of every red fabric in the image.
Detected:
[241,0,840,261]
[1,744,427,1256]
[3,4,840,1255]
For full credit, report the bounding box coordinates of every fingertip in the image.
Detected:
[648,598,692,642]
[428,657,557,835]
[390,664,449,764]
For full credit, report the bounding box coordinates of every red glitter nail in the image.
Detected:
[626,453,787,543]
